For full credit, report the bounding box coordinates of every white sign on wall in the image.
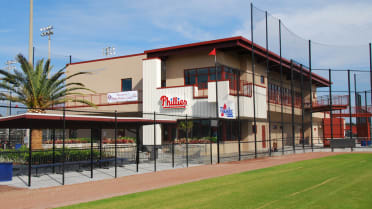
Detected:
[219,101,236,119]
[107,91,138,103]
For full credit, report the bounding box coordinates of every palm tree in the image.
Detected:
[0,54,95,149]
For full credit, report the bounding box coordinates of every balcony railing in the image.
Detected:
[268,91,302,108]
[193,80,253,98]
[312,95,349,107]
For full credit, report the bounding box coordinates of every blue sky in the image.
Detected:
[1,0,372,100]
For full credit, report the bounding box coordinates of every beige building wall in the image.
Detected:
[62,54,146,114]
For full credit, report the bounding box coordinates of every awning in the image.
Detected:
[0,113,176,129]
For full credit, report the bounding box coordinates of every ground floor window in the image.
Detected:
[162,119,240,143]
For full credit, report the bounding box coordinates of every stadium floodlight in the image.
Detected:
[103,46,116,57]
[4,60,16,116]
[40,25,54,61]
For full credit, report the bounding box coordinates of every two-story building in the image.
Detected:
[63,36,330,153]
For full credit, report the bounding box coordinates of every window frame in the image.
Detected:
[121,78,132,92]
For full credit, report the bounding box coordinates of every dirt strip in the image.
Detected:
[0,152,344,209]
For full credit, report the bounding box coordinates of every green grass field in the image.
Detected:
[60,154,372,209]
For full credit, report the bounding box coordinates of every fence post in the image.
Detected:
[300,65,305,152]
[99,128,102,167]
[28,128,32,187]
[90,128,93,178]
[62,107,65,185]
[309,40,314,152]
[279,19,285,155]
[290,61,295,153]
[238,71,241,160]
[114,111,117,178]
[52,128,56,173]
[329,69,334,152]
[210,140,213,164]
[348,70,353,152]
[153,111,156,172]
[265,10,272,157]
[186,114,189,167]
[136,124,140,172]
[172,140,175,168]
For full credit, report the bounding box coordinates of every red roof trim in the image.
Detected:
[143,57,161,61]
[145,36,330,87]
[144,36,242,54]
[67,53,145,66]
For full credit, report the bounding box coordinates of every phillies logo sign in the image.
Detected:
[160,96,187,109]
[220,104,234,118]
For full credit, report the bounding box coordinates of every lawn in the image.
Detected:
[60,153,372,209]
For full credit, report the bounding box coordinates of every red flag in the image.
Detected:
[208,48,216,56]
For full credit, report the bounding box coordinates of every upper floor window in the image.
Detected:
[260,76,265,84]
[184,65,237,89]
[121,78,132,91]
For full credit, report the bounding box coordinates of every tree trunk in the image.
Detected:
[31,129,43,150]
[27,109,46,150]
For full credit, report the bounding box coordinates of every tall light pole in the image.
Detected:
[4,60,16,150]
[28,0,33,65]
[40,25,54,61]
[4,60,16,116]
[103,46,116,57]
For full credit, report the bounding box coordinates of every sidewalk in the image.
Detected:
[0,152,342,209]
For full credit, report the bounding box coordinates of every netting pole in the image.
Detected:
[290,61,295,153]
[251,2,257,159]
[52,128,56,173]
[309,40,314,152]
[329,69,334,152]
[265,10,272,157]
[114,110,117,178]
[90,128,93,178]
[136,124,140,172]
[369,43,372,142]
[279,19,285,155]
[62,107,65,185]
[153,111,157,172]
[300,65,305,152]
[28,128,32,187]
[186,114,189,167]
[348,70,353,151]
